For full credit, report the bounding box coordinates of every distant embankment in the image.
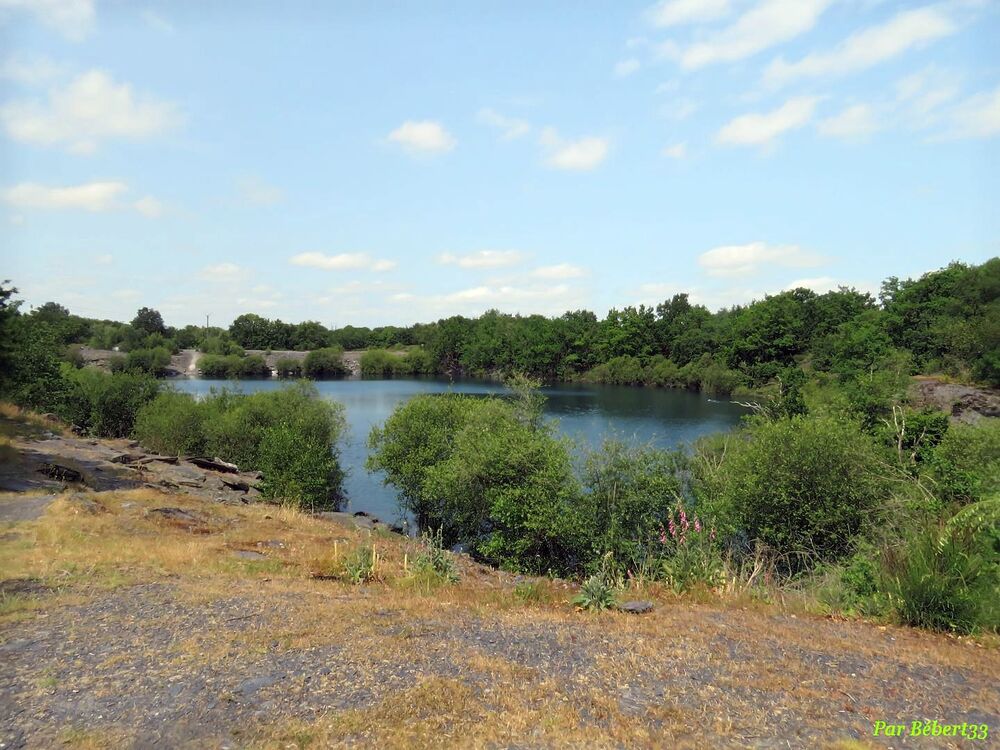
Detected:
[80,347,371,378]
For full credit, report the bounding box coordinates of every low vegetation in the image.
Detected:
[1,259,998,635]
[369,375,999,634]
[359,348,434,377]
[133,383,346,509]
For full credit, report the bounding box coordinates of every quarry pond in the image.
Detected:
[169,378,748,524]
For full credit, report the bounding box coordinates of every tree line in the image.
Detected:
[1,258,996,392]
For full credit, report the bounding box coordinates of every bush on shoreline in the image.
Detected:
[199,353,271,379]
[360,348,434,378]
[134,382,346,509]
[303,347,349,378]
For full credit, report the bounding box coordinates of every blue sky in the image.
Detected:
[1,0,998,328]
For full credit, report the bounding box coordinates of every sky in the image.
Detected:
[0,0,998,328]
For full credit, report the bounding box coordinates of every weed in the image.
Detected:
[343,543,382,585]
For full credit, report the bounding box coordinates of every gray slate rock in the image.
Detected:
[618,600,654,615]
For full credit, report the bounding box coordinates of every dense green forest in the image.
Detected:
[2,259,995,392]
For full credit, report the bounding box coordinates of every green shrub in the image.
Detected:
[422,399,585,574]
[580,441,683,571]
[198,354,241,378]
[368,393,589,574]
[584,355,645,385]
[343,544,380,584]
[125,346,172,376]
[815,542,890,618]
[274,357,303,378]
[133,382,346,508]
[360,349,399,377]
[882,528,998,634]
[257,419,344,508]
[697,415,888,571]
[572,575,618,611]
[59,368,160,438]
[199,335,243,356]
[411,528,459,585]
[133,391,207,455]
[380,347,435,377]
[303,347,348,378]
[108,354,127,373]
[65,344,85,368]
[647,355,683,387]
[927,420,1000,504]
[237,354,271,378]
[198,354,271,379]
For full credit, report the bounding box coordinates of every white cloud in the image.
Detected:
[944,85,1000,140]
[476,108,530,140]
[784,276,837,292]
[540,128,610,171]
[330,279,401,295]
[896,67,961,120]
[112,289,140,300]
[2,180,164,216]
[1,55,64,85]
[662,142,687,158]
[387,120,455,154]
[765,6,956,86]
[141,9,174,34]
[663,0,832,70]
[237,176,284,206]
[198,263,244,281]
[0,0,95,41]
[2,180,125,211]
[95,253,113,265]
[716,96,819,147]
[532,263,586,279]
[698,241,825,277]
[659,97,700,121]
[385,282,585,318]
[614,58,641,77]
[290,252,396,272]
[647,0,730,28]
[1,69,181,153]
[437,250,526,269]
[133,195,163,218]
[817,104,879,140]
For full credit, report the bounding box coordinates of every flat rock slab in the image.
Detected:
[231,550,267,560]
[618,601,654,615]
[0,494,57,522]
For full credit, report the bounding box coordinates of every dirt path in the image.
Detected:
[1,573,997,748]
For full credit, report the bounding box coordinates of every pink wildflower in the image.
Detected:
[659,526,667,544]
[668,518,677,538]
[679,506,689,531]
[710,528,716,542]
[694,517,702,533]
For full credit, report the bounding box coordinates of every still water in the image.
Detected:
[169,378,748,524]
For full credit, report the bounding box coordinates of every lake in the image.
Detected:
[168,378,748,524]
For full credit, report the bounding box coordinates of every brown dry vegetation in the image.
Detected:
[1,414,998,748]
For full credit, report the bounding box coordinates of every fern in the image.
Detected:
[940,496,1000,551]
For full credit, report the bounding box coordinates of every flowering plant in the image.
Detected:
[658,503,723,593]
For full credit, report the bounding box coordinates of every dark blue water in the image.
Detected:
[168,378,747,523]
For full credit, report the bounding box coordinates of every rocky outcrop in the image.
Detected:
[910,378,1000,424]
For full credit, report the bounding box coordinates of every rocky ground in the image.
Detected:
[909,376,1000,423]
[1,412,998,749]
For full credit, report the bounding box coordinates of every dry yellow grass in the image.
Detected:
[2,483,998,749]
